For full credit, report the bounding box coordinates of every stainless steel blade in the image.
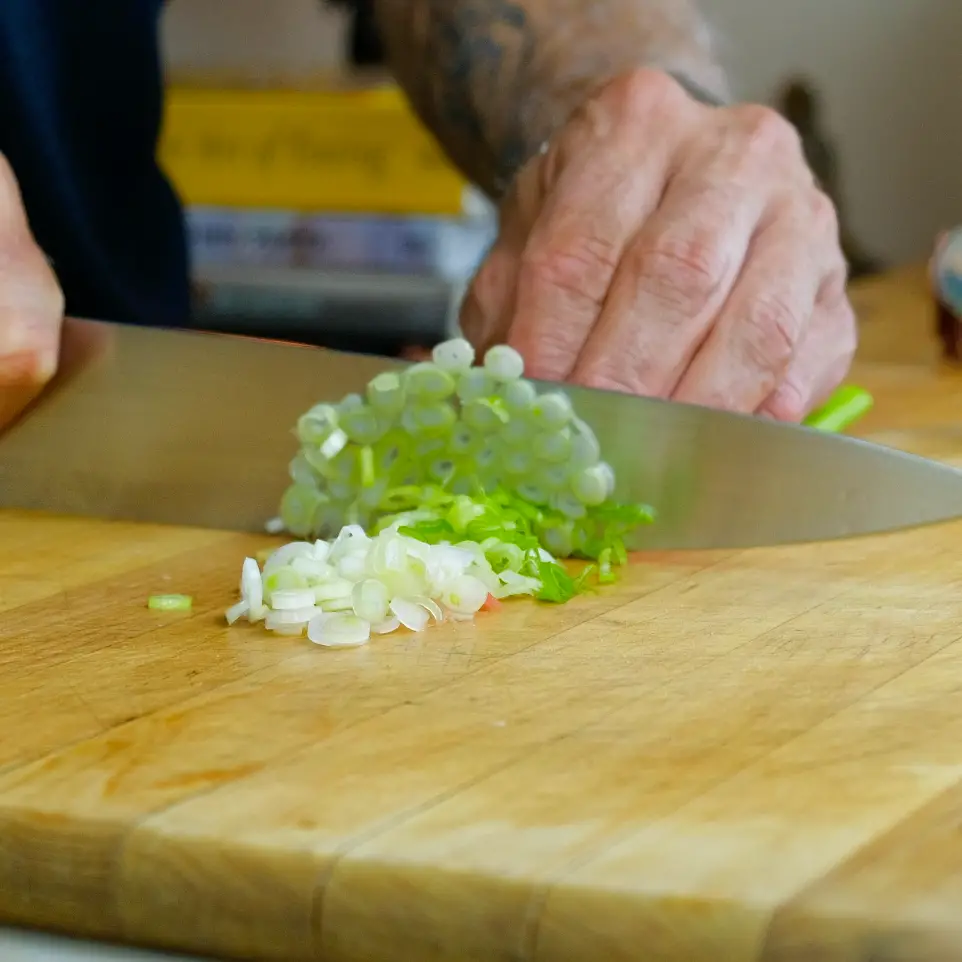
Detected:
[3,317,962,550]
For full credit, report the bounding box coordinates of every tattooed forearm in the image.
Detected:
[373,0,727,198]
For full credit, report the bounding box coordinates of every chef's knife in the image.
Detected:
[2,317,962,551]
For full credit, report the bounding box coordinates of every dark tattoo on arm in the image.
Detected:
[373,0,726,199]
[376,1,540,198]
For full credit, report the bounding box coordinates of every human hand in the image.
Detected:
[0,154,64,430]
[460,67,856,421]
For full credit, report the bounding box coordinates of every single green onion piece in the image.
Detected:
[148,594,193,612]
[337,393,365,417]
[484,344,525,381]
[360,446,376,487]
[462,397,509,432]
[597,548,616,584]
[503,448,534,475]
[536,464,569,491]
[535,561,578,603]
[457,368,497,402]
[401,402,457,437]
[415,435,448,458]
[432,337,476,373]
[448,423,478,455]
[533,427,571,463]
[500,418,531,446]
[570,418,601,468]
[516,481,549,506]
[501,378,537,412]
[295,404,338,445]
[279,484,326,537]
[367,372,406,415]
[541,520,574,557]
[288,453,317,487]
[610,537,628,566]
[319,429,349,461]
[552,491,587,519]
[572,564,598,593]
[803,385,874,434]
[428,457,456,483]
[405,362,456,400]
[398,519,458,544]
[532,392,573,428]
[448,496,486,531]
[571,464,610,506]
[341,405,385,445]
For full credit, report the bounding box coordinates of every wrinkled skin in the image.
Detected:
[0,153,64,431]
[460,68,857,421]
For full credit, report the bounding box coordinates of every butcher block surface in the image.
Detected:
[4,274,962,962]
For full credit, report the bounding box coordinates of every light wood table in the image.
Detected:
[2,268,962,962]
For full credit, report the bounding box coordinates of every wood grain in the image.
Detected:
[3,268,962,962]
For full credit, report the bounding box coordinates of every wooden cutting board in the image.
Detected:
[3,286,962,962]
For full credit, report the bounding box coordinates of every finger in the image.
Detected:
[504,72,694,382]
[671,192,843,413]
[757,281,857,422]
[399,345,432,362]
[568,148,775,396]
[0,253,64,382]
[459,228,524,352]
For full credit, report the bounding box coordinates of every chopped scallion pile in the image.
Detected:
[274,338,654,565]
[228,338,659,647]
[225,524,567,646]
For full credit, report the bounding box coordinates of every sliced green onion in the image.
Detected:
[432,337,475,372]
[359,446,376,487]
[367,372,406,415]
[484,344,525,381]
[462,397,509,432]
[296,404,338,445]
[531,392,573,429]
[501,378,537,413]
[148,594,193,612]
[340,404,385,445]
[319,429,348,461]
[457,368,497,402]
[803,385,874,434]
[533,427,571,463]
[256,335,659,628]
[571,464,610,506]
[405,362,456,400]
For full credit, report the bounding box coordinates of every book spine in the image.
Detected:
[160,85,474,216]
[185,206,496,281]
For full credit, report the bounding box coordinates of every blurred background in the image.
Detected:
[158,0,962,354]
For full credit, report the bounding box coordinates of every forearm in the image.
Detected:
[372,0,728,198]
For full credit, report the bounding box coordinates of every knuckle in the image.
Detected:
[766,379,809,422]
[734,104,802,159]
[808,188,840,238]
[520,234,620,310]
[0,252,64,320]
[603,67,686,124]
[833,300,859,362]
[741,293,802,372]
[633,232,728,314]
[578,367,654,398]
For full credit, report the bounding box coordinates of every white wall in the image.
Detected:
[161,0,962,267]
[706,0,962,268]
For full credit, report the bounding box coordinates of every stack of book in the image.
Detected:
[159,75,497,350]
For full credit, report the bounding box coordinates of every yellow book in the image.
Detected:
[159,82,474,216]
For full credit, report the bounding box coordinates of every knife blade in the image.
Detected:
[2,317,962,550]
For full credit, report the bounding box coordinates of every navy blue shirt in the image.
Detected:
[0,0,190,327]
